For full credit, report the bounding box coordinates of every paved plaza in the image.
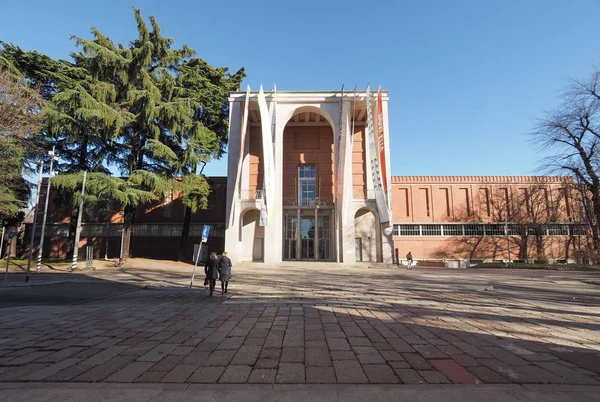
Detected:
[0,262,599,400]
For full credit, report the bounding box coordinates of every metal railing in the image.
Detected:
[283,197,333,207]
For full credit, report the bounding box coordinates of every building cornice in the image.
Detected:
[228,90,389,103]
[391,176,574,184]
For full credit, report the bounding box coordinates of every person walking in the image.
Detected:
[205,252,219,296]
[406,251,413,270]
[218,251,232,295]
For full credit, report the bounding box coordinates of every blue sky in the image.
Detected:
[1,0,599,177]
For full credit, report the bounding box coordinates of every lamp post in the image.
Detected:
[505,202,511,266]
[25,161,44,282]
[37,147,58,272]
[70,171,87,272]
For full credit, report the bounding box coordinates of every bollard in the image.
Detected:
[395,248,399,266]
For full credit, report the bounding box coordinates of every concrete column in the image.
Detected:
[381,98,394,263]
[341,102,356,264]
[225,101,242,262]
[263,102,284,263]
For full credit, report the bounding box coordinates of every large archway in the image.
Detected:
[354,208,381,262]
[281,107,336,261]
[240,208,264,261]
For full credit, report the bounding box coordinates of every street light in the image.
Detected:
[36,147,59,273]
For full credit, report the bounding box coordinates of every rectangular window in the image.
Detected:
[395,224,420,236]
[442,224,463,236]
[298,164,317,206]
[421,224,441,236]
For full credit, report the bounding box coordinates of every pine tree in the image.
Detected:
[1,8,245,261]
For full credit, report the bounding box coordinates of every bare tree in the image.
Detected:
[533,71,600,252]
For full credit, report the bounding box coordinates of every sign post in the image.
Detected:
[4,232,14,282]
[190,225,210,288]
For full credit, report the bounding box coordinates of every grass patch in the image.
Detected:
[471,262,600,271]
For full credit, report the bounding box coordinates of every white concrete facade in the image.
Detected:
[225,90,394,264]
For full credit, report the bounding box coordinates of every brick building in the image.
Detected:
[19,89,587,264]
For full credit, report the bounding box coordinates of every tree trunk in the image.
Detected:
[535,235,546,263]
[121,205,135,262]
[518,235,528,260]
[177,205,192,261]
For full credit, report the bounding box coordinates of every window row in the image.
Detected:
[31,223,225,238]
[393,223,587,237]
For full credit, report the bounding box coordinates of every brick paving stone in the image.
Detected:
[248,368,276,384]
[430,359,478,384]
[380,350,405,362]
[73,355,137,382]
[535,361,599,385]
[354,347,386,365]
[451,354,481,367]
[0,363,49,381]
[306,340,328,349]
[36,346,83,363]
[414,344,448,359]
[120,340,161,356]
[137,344,179,362]
[467,366,511,384]
[306,366,337,383]
[195,341,220,352]
[104,361,154,383]
[480,346,530,366]
[281,347,304,363]
[22,358,82,381]
[393,368,424,384]
[389,361,411,369]
[349,337,372,347]
[243,337,265,347]
[305,348,332,367]
[170,346,194,356]
[330,351,356,361]
[181,351,211,365]
[479,359,540,383]
[283,332,304,347]
[419,370,451,384]
[219,365,252,383]
[333,360,368,383]
[454,342,493,359]
[327,338,351,351]
[7,350,52,365]
[403,353,433,370]
[305,330,325,341]
[160,363,199,383]
[248,328,270,338]
[151,355,184,371]
[255,357,279,369]
[44,362,93,382]
[134,370,167,383]
[363,364,399,383]
[200,349,237,367]
[388,339,415,353]
[372,342,394,351]
[325,331,346,338]
[217,337,245,350]
[276,363,305,383]
[223,345,257,365]
[81,346,130,366]
[518,364,570,384]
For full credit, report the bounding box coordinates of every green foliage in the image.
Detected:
[0,8,245,250]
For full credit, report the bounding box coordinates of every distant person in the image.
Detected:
[219,251,232,295]
[205,252,219,296]
[406,251,413,270]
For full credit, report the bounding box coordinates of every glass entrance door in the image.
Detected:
[284,210,333,261]
[300,217,315,260]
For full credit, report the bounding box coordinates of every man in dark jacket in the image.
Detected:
[219,251,232,295]
[205,252,219,296]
